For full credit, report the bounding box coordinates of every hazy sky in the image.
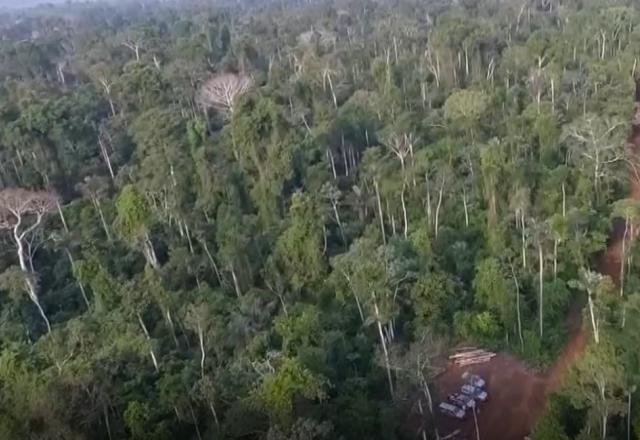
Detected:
[0,0,95,10]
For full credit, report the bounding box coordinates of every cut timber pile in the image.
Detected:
[449,348,496,366]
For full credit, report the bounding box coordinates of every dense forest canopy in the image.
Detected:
[0,0,640,438]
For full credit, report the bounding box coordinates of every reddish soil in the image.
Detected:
[423,99,640,440]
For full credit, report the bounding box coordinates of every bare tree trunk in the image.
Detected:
[98,137,116,181]
[588,291,600,344]
[198,323,205,378]
[553,239,558,280]
[434,176,445,239]
[374,180,386,245]
[200,239,224,286]
[13,222,51,333]
[94,198,112,241]
[463,187,469,227]
[57,200,69,233]
[29,281,51,334]
[184,222,195,255]
[332,202,346,246]
[327,74,338,109]
[511,263,524,352]
[373,295,394,398]
[209,402,220,429]
[327,149,337,179]
[521,213,527,269]
[425,173,432,226]
[230,265,242,298]
[401,185,408,238]
[137,313,159,372]
[189,403,203,440]
[166,309,179,349]
[65,248,90,309]
[142,233,159,269]
[539,242,544,339]
[562,182,566,218]
[104,405,113,440]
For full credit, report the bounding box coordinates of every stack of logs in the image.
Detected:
[449,347,496,366]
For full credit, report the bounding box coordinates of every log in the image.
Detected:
[449,350,488,359]
[456,354,496,366]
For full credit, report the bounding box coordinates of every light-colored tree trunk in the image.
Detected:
[374,180,386,245]
[521,213,527,269]
[463,187,469,227]
[57,200,69,233]
[538,242,544,339]
[98,137,116,181]
[434,176,445,239]
[165,309,179,349]
[553,239,558,279]
[562,182,566,217]
[189,403,203,440]
[94,197,112,241]
[327,74,338,109]
[13,219,51,333]
[197,322,205,377]
[65,248,90,309]
[373,295,394,398]
[332,201,346,246]
[142,233,159,269]
[511,264,524,351]
[230,265,242,298]
[327,149,337,179]
[209,402,220,429]
[425,173,432,226]
[137,313,159,372]
[588,290,600,344]
[401,185,408,238]
[200,239,224,286]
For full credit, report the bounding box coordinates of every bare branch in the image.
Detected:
[198,73,253,116]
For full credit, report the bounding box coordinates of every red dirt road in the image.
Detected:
[428,103,640,440]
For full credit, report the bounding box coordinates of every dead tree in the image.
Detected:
[0,188,59,333]
[122,40,141,62]
[384,133,416,172]
[198,73,253,117]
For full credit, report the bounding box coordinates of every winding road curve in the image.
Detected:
[431,86,640,440]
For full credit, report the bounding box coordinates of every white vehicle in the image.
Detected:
[462,372,486,388]
[448,392,476,409]
[439,402,465,419]
[461,384,488,402]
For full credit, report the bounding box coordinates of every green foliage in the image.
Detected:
[274,192,326,290]
[473,258,512,326]
[0,0,636,438]
[274,305,321,354]
[253,357,327,424]
[531,401,570,440]
[115,184,151,240]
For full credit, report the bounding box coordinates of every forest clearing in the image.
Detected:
[423,92,640,440]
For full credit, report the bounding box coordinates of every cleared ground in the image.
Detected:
[428,107,640,440]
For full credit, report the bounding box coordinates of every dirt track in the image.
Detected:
[428,97,640,440]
